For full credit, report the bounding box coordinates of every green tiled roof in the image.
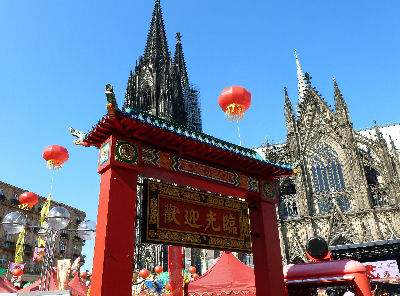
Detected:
[86,107,293,172]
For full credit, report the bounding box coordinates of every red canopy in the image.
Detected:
[185,252,256,296]
[0,278,17,293]
[18,271,59,292]
[68,275,89,296]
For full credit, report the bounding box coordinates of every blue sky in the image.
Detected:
[1,0,399,271]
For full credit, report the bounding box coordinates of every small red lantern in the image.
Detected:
[12,266,23,277]
[19,192,38,209]
[192,273,199,279]
[165,283,172,291]
[188,266,196,274]
[42,145,69,170]
[154,265,163,274]
[139,269,150,279]
[80,271,88,279]
[71,270,78,277]
[218,86,251,122]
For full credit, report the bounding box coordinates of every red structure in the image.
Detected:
[185,251,256,296]
[284,260,372,295]
[80,107,293,296]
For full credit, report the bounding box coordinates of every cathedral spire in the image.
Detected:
[143,0,170,66]
[284,87,294,115]
[284,87,297,133]
[294,50,307,114]
[333,77,351,123]
[173,32,189,86]
[333,77,347,108]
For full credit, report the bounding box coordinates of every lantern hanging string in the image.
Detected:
[237,119,242,147]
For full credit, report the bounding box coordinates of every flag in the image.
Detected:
[9,262,25,283]
[14,229,25,263]
[32,247,45,262]
[38,193,51,247]
[71,256,80,270]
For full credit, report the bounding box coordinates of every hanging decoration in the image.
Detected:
[38,193,51,247]
[19,192,39,209]
[80,272,88,279]
[218,86,251,122]
[14,229,26,263]
[139,269,150,279]
[42,145,69,170]
[154,265,163,274]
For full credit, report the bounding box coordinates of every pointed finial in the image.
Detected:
[176,32,182,43]
[294,49,298,59]
[373,120,377,125]
[333,76,336,83]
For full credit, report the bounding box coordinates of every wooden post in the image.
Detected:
[248,185,285,296]
[91,164,139,295]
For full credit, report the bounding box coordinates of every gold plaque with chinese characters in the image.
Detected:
[142,180,252,252]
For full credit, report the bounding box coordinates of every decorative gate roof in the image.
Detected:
[81,108,293,178]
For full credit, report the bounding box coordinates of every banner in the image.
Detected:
[57,259,72,290]
[9,262,26,283]
[38,192,51,247]
[363,260,400,279]
[14,229,25,263]
[143,180,252,252]
[168,246,183,296]
[32,247,45,262]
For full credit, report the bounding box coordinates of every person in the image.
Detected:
[343,291,355,296]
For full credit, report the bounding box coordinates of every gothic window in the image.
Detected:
[310,142,350,215]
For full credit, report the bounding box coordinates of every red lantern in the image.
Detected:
[218,86,251,122]
[139,269,150,279]
[12,266,23,277]
[72,270,78,277]
[192,273,199,279]
[80,272,88,279]
[42,145,69,170]
[165,283,172,291]
[188,266,196,274]
[19,192,39,209]
[154,265,163,274]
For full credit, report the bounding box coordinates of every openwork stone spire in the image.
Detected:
[143,0,169,66]
[173,32,189,86]
[294,50,307,114]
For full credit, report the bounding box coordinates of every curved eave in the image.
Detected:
[82,113,293,179]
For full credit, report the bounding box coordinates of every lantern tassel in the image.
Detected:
[224,103,246,122]
[46,160,63,170]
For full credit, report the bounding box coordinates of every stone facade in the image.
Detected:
[258,54,400,265]
[0,181,86,281]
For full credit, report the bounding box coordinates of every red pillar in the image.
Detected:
[168,246,184,296]
[248,195,285,296]
[91,165,139,295]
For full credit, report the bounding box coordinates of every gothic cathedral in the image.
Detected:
[263,53,400,264]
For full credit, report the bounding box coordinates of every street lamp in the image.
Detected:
[1,207,96,291]
[2,212,27,234]
[45,206,71,231]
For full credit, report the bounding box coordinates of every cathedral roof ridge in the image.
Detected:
[357,122,400,132]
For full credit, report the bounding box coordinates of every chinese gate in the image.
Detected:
[79,105,293,296]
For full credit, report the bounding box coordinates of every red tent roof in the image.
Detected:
[18,271,58,292]
[185,252,256,296]
[0,278,17,293]
[68,275,89,296]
